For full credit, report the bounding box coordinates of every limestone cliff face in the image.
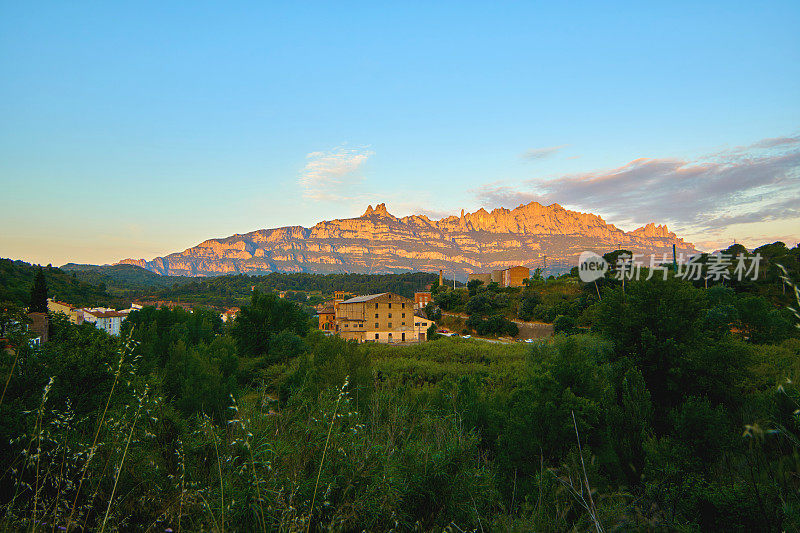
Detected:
[118,202,697,278]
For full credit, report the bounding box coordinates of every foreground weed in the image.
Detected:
[229,394,266,533]
[100,384,148,532]
[67,332,136,531]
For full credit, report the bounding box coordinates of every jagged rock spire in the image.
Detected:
[362,203,392,217]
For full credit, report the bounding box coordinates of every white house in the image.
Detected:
[83,309,127,336]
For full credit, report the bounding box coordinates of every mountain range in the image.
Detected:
[118,202,697,279]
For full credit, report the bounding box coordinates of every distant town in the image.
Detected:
[23,266,533,346]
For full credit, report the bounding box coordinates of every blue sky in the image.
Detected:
[1,1,799,266]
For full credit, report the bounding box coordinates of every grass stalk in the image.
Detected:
[67,332,134,531]
[204,415,225,533]
[177,441,184,533]
[308,376,349,532]
[571,410,602,533]
[31,377,53,532]
[230,394,266,533]
[100,385,147,532]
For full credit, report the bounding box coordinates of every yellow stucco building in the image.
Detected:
[331,292,433,343]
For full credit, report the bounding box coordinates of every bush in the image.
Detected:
[553,315,576,335]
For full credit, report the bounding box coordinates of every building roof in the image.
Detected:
[340,293,388,304]
[85,310,126,318]
[48,299,76,310]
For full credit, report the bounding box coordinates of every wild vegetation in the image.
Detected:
[0,259,120,308]
[1,242,799,530]
[429,241,800,339]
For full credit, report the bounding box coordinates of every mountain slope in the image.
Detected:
[61,263,194,289]
[119,202,697,279]
[0,259,120,307]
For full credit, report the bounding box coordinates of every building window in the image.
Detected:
[375,323,379,328]
[388,333,392,337]
[402,322,405,325]
[375,313,378,318]
[375,303,378,308]
[402,303,405,308]
[388,322,392,328]
[388,313,392,318]
[402,313,405,318]
[388,303,392,308]
[375,333,379,339]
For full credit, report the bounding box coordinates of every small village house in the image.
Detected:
[414,291,432,310]
[47,298,85,325]
[468,266,530,288]
[83,308,127,336]
[320,292,433,343]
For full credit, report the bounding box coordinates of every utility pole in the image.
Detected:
[672,244,677,273]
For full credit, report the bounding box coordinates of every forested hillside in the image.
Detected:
[150,271,444,307]
[58,264,445,308]
[61,263,195,290]
[0,258,120,308]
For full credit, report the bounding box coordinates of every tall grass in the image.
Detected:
[66,334,136,531]
[100,384,148,532]
[308,375,349,531]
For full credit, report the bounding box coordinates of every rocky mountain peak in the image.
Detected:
[374,203,391,216]
[362,203,393,218]
[631,222,674,238]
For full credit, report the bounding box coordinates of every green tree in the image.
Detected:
[518,293,542,321]
[426,322,441,340]
[269,330,306,363]
[424,302,441,321]
[737,295,793,344]
[593,277,706,418]
[164,339,235,419]
[28,266,48,312]
[467,279,484,296]
[465,293,495,316]
[553,314,576,335]
[281,335,372,411]
[607,367,652,485]
[232,290,309,357]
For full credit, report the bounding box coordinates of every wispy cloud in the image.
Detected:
[521,144,568,160]
[475,135,800,244]
[299,146,374,201]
